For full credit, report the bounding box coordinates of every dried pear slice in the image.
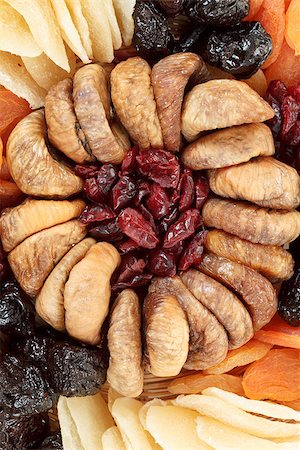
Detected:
[112,0,135,46]
[0,197,85,252]
[103,0,122,50]
[181,79,275,142]
[8,219,86,297]
[6,110,83,198]
[36,237,95,331]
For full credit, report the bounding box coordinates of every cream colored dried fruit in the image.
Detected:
[0,198,85,252]
[8,219,86,297]
[64,242,121,345]
[209,156,300,210]
[6,110,83,198]
[181,79,275,142]
[111,57,163,150]
[181,123,275,170]
[107,289,143,398]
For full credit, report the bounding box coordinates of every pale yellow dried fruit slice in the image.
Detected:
[57,397,84,450]
[102,427,126,450]
[65,0,93,58]
[0,1,42,56]
[107,387,123,414]
[112,0,135,46]
[0,51,45,108]
[139,399,168,429]
[5,0,69,71]
[103,0,122,49]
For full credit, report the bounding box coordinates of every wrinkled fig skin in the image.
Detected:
[198,253,278,331]
[209,157,300,211]
[205,230,294,282]
[143,292,189,377]
[45,78,94,164]
[181,79,275,142]
[151,53,204,152]
[181,269,253,349]
[8,219,87,297]
[202,198,300,246]
[6,110,83,198]
[148,276,228,370]
[110,119,131,151]
[73,64,126,164]
[0,198,85,252]
[107,289,143,397]
[36,238,96,332]
[64,242,121,345]
[111,57,164,150]
[181,123,275,170]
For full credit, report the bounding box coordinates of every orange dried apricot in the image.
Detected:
[0,137,2,169]
[0,86,31,137]
[279,399,300,411]
[243,0,264,20]
[242,348,300,401]
[168,373,244,395]
[285,0,300,55]
[255,314,300,349]
[265,40,300,87]
[285,0,293,9]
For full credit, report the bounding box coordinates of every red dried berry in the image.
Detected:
[158,206,179,235]
[194,173,209,210]
[268,80,288,103]
[112,176,137,210]
[117,254,146,283]
[145,183,170,220]
[121,145,139,174]
[74,164,99,179]
[288,85,300,103]
[265,93,283,138]
[281,95,300,135]
[118,238,141,254]
[148,248,176,277]
[178,230,207,271]
[139,204,156,230]
[112,273,153,291]
[79,205,115,225]
[163,209,201,249]
[117,208,159,249]
[179,169,194,211]
[284,121,300,147]
[133,180,151,206]
[136,149,180,188]
[88,219,123,242]
[170,187,180,205]
[84,177,105,203]
[167,240,184,258]
[97,164,118,195]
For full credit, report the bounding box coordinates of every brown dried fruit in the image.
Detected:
[64,242,121,345]
[143,292,189,377]
[152,52,204,152]
[111,57,163,150]
[0,198,85,252]
[181,269,253,349]
[45,78,94,164]
[6,110,83,198]
[181,80,275,142]
[107,289,143,397]
[205,230,294,282]
[198,253,278,331]
[209,157,300,210]
[181,123,275,170]
[110,120,131,152]
[202,198,300,246]
[35,238,96,331]
[148,276,228,370]
[73,64,126,164]
[8,219,86,297]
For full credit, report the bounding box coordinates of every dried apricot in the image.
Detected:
[285,0,300,55]
[168,373,244,396]
[0,86,31,137]
[265,40,300,87]
[203,339,272,375]
[285,0,293,9]
[255,313,300,349]
[279,399,300,411]
[0,137,2,168]
[243,0,264,20]
[243,348,300,401]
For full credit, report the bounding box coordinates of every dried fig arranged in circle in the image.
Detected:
[45,78,94,164]
[6,110,83,198]
[111,57,163,150]
[181,79,275,142]
[107,289,143,397]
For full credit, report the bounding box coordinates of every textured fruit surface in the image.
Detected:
[0,87,31,139]
[243,0,264,20]
[168,373,244,395]
[242,348,300,401]
[285,0,300,54]
[185,0,249,27]
[265,41,300,87]
[255,314,300,349]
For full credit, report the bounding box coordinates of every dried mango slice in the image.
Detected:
[255,314,300,349]
[265,40,300,87]
[285,0,300,55]
[168,373,244,395]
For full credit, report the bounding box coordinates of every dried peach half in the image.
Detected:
[254,314,300,349]
[285,0,300,55]
[265,40,300,87]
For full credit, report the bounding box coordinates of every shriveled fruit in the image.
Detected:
[243,0,264,20]
[254,314,300,349]
[185,0,249,27]
[265,40,300,88]
[242,69,267,97]
[242,348,300,401]
[285,0,300,55]
[0,179,25,211]
[0,86,31,137]
[117,208,159,249]
[168,373,244,395]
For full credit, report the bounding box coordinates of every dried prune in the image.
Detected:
[121,146,138,174]
[0,244,8,282]
[178,230,207,270]
[278,261,300,327]
[112,176,137,209]
[201,21,272,78]
[179,169,194,211]
[89,219,123,243]
[173,25,206,53]
[40,431,63,450]
[79,204,115,225]
[148,248,176,276]
[117,208,159,249]
[14,332,54,373]
[0,412,49,450]
[185,0,249,27]
[163,209,201,248]
[137,149,180,188]
[158,0,185,16]
[145,183,170,220]
[194,173,209,209]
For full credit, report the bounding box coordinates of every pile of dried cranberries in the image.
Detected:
[75,147,209,290]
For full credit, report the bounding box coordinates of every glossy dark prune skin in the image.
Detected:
[202,21,272,78]
[0,412,49,450]
[185,0,249,27]
[158,0,185,16]
[40,431,63,450]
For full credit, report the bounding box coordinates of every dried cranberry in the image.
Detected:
[117,254,146,283]
[267,80,288,103]
[74,164,99,179]
[145,183,170,220]
[284,121,300,147]
[139,204,156,230]
[133,180,151,206]
[163,209,201,249]
[178,230,207,271]
[121,146,139,174]
[0,244,8,282]
[118,238,141,254]
[148,249,176,277]
[265,94,282,138]
[288,85,300,103]
[194,173,209,209]
[158,206,179,235]
[117,208,159,249]
[281,95,300,135]
[112,176,137,210]
[79,205,115,225]
[112,273,153,291]
[167,240,184,257]
[97,164,118,195]
[88,219,123,242]
[136,149,180,188]
[170,186,180,205]
[84,177,104,203]
[179,169,194,211]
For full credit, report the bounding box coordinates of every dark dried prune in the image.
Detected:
[40,431,63,450]
[0,412,49,450]
[117,208,159,249]
[185,0,249,27]
[163,209,201,248]
[89,219,123,243]
[173,25,207,53]
[112,175,137,210]
[201,21,272,78]
[79,204,115,225]
[278,259,300,327]
[14,332,54,373]
[137,149,180,188]
[158,0,185,16]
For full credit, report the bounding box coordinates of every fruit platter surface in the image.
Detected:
[0,1,300,449]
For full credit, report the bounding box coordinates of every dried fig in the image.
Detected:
[209,157,300,211]
[111,57,163,150]
[0,198,85,252]
[73,64,126,164]
[181,269,253,349]
[64,242,121,345]
[8,219,86,297]
[110,119,131,152]
[181,80,275,142]
[45,78,94,164]
[6,110,83,198]
[107,289,143,397]
[151,53,204,152]
[148,276,228,370]
[143,292,189,377]
[36,238,96,331]
[181,123,275,170]
[198,253,277,331]
[202,198,300,246]
[205,230,294,282]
